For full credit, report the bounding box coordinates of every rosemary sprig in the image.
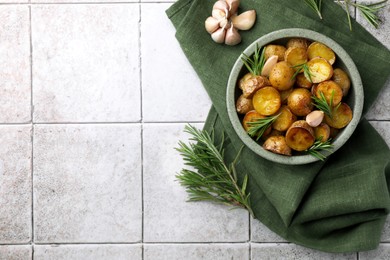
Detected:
[291,63,313,83]
[312,90,340,118]
[246,114,280,141]
[241,44,266,76]
[337,0,388,30]
[304,0,323,19]
[306,138,334,161]
[175,125,254,218]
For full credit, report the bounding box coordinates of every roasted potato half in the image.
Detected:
[239,73,270,98]
[332,68,351,96]
[307,42,336,65]
[314,80,343,107]
[263,136,292,156]
[325,102,353,129]
[286,38,310,49]
[265,44,286,61]
[306,57,333,83]
[236,94,254,114]
[286,120,315,151]
[252,87,281,116]
[296,73,313,89]
[273,106,297,132]
[284,47,308,69]
[242,110,272,136]
[314,123,331,142]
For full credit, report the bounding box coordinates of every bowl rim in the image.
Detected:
[226,28,364,165]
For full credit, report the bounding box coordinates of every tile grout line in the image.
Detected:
[138,2,145,259]
[28,3,35,259]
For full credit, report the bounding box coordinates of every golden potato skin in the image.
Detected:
[239,73,271,98]
[324,102,353,129]
[242,110,272,135]
[265,45,286,61]
[306,57,334,83]
[296,73,313,89]
[315,80,343,107]
[284,47,308,68]
[286,38,309,49]
[269,61,296,91]
[307,42,336,65]
[287,88,313,116]
[252,87,281,116]
[332,68,351,96]
[285,120,315,151]
[314,123,331,142]
[263,136,292,156]
[273,106,297,131]
[236,94,254,114]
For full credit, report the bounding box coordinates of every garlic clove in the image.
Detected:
[219,17,231,29]
[226,0,240,16]
[213,0,229,15]
[306,110,325,127]
[261,55,278,76]
[212,8,227,20]
[225,26,241,46]
[211,27,227,44]
[205,16,220,34]
[231,10,256,30]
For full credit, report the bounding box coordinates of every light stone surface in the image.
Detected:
[0,126,32,243]
[32,4,140,123]
[251,218,286,242]
[141,4,211,122]
[369,121,390,148]
[144,244,249,260]
[143,123,249,242]
[34,245,142,260]
[0,6,31,123]
[0,245,32,260]
[251,243,357,260]
[380,216,390,243]
[33,124,142,243]
[359,244,390,260]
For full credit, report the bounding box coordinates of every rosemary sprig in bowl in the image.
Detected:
[246,114,280,141]
[306,138,334,161]
[175,125,255,218]
[241,44,266,76]
[312,90,341,118]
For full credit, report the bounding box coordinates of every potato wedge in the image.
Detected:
[236,94,254,114]
[273,106,297,131]
[332,68,351,96]
[307,42,336,65]
[314,123,331,142]
[284,47,308,69]
[287,88,313,116]
[239,73,270,98]
[314,80,343,107]
[296,73,313,89]
[242,110,272,135]
[286,120,315,151]
[263,136,292,156]
[265,44,286,61]
[252,87,281,116]
[306,57,333,83]
[286,38,309,49]
[269,61,296,91]
[324,102,353,129]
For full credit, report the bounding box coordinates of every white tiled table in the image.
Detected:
[0,1,388,259]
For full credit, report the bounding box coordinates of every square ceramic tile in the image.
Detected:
[0,6,31,123]
[0,245,32,260]
[143,123,249,242]
[33,124,142,243]
[356,0,390,50]
[32,4,140,123]
[251,218,286,242]
[359,244,390,260]
[34,245,142,260]
[141,4,211,122]
[251,243,357,260]
[0,126,32,243]
[144,244,249,260]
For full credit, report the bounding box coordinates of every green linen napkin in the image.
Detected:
[167,0,390,253]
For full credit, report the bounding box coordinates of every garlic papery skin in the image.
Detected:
[231,10,256,30]
[205,16,220,34]
[212,9,227,20]
[213,0,229,15]
[211,27,227,44]
[226,0,240,16]
[306,110,325,127]
[219,17,231,29]
[224,26,241,46]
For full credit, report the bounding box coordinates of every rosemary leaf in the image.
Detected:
[291,63,313,82]
[176,125,255,218]
[304,0,323,19]
[306,138,334,161]
[312,91,335,118]
[241,44,266,76]
[246,114,280,141]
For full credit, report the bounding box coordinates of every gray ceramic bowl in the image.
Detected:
[226,28,364,165]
